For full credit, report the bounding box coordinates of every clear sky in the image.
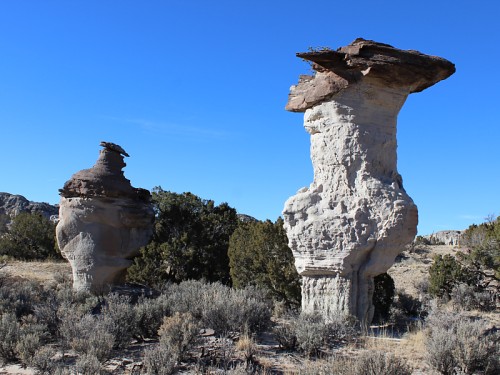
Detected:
[0,0,498,235]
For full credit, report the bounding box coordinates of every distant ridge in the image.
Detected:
[0,192,58,220]
[421,230,462,246]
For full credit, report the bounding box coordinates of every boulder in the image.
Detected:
[56,142,154,292]
[283,39,455,323]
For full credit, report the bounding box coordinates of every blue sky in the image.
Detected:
[0,0,498,235]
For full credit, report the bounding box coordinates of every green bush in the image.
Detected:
[458,216,500,290]
[228,217,301,308]
[127,188,239,286]
[428,254,472,298]
[0,212,60,260]
[372,273,395,324]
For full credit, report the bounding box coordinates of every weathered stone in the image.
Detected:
[56,142,154,292]
[283,39,454,323]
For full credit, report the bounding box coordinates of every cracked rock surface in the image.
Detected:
[56,142,154,292]
[283,38,454,323]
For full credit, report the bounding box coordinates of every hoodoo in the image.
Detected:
[56,142,154,292]
[283,39,455,323]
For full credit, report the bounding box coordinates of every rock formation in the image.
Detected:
[56,142,154,292]
[0,192,58,221]
[283,39,455,323]
[423,230,462,247]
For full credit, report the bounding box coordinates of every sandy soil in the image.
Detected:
[1,260,71,284]
[388,244,458,297]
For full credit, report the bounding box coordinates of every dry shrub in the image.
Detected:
[164,281,272,335]
[100,293,137,348]
[158,311,199,361]
[351,351,412,375]
[30,346,58,375]
[235,332,257,365]
[0,312,20,364]
[450,283,496,312]
[297,352,411,375]
[273,320,297,350]
[294,313,329,357]
[60,313,114,362]
[142,344,177,375]
[75,353,102,375]
[425,308,499,374]
[134,294,170,340]
[274,313,358,355]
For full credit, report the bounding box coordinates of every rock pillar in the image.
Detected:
[283,39,455,323]
[56,142,154,292]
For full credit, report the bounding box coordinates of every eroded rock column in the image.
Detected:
[283,39,455,323]
[56,142,154,292]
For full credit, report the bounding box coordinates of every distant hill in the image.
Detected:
[0,192,58,220]
[421,230,462,246]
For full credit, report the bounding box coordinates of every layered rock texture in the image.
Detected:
[56,142,154,292]
[283,39,455,323]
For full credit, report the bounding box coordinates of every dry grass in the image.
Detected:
[2,260,70,284]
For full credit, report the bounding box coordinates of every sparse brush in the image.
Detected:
[164,280,272,336]
[273,320,298,350]
[158,311,200,361]
[352,350,412,375]
[236,332,257,365]
[294,313,329,357]
[425,307,500,374]
[0,312,20,364]
[30,346,58,375]
[134,294,170,340]
[61,313,114,362]
[100,292,137,348]
[450,283,496,312]
[16,332,43,367]
[75,353,102,375]
[142,343,178,375]
[52,270,72,285]
[297,352,411,375]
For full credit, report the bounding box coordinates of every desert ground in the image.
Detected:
[0,243,498,374]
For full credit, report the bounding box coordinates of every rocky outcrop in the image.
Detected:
[0,192,58,220]
[56,142,154,292]
[423,230,462,246]
[283,39,455,323]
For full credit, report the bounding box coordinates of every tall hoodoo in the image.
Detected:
[283,39,455,323]
[56,142,154,292]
